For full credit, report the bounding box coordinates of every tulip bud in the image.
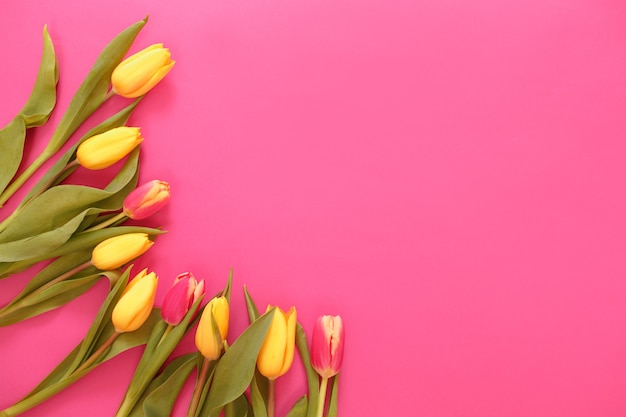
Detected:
[123,180,171,220]
[257,306,297,380]
[311,315,345,378]
[91,233,154,271]
[112,269,158,333]
[195,296,229,360]
[111,44,175,98]
[161,272,205,326]
[76,127,143,170]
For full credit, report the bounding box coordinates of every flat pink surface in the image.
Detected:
[1,1,626,416]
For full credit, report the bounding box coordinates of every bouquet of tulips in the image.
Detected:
[0,18,345,417]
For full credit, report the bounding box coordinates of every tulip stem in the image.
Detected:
[156,324,174,347]
[268,378,276,417]
[0,150,55,208]
[315,377,329,417]
[82,212,127,233]
[74,331,120,374]
[187,357,210,417]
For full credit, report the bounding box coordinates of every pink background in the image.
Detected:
[1,0,626,416]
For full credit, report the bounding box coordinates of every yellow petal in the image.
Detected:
[112,271,158,333]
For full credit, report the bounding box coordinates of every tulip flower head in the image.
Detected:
[76,127,143,170]
[257,306,297,380]
[91,233,154,271]
[123,180,171,220]
[195,296,229,360]
[161,272,205,326]
[311,315,345,379]
[112,269,158,333]
[111,44,175,98]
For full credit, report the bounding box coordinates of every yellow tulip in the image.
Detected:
[111,44,175,98]
[76,127,143,170]
[257,306,297,379]
[195,296,230,360]
[112,269,158,332]
[91,233,154,271]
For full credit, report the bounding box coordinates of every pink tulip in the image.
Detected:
[123,180,171,220]
[310,315,345,378]
[161,272,205,325]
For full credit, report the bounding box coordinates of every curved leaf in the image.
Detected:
[0,117,26,195]
[20,25,59,127]
[286,396,308,417]
[295,323,321,417]
[0,26,58,195]
[202,309,276,417]
[139,354,197,417]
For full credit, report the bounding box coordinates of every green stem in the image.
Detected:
[156,324,174,348]
[73,331,120,374]
[81,212,127,233]
[315,377,329,417]
[0,332,120,417]
[0,151,53,208]
[268,378,276,417]
[187,357,210,417]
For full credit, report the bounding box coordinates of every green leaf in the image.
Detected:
[137,353,197,417]
[286,396,309,417]
[295,323,320,417]
[327,374,339,417]
[243,285,261,323]
[249,369,268,417]
[43,18,147,156]
[117,298,203,416]
[224,394,253,417]
[0,26,58,195]
[20,25,59,127]
[201,308,276,417]
[0,258,112,327]
[0,117,27,196]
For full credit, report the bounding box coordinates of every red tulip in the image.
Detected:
[310,315,345,378]
[123,180,171,220]
[161,272,205,326]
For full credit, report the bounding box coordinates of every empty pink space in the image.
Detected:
[1,0,626,416]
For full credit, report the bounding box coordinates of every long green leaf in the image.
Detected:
[0,118,27,196]
[224,394,253,417]
[137,354,197,417]
[201,309,276,417]
[249,369,268,417]
[0,26,58,195]
[295,323,320,417]
[116,298,203,416]
[20,25,59,127]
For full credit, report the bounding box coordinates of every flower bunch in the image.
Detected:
[0,19,174,326]
[0,20,347,417]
